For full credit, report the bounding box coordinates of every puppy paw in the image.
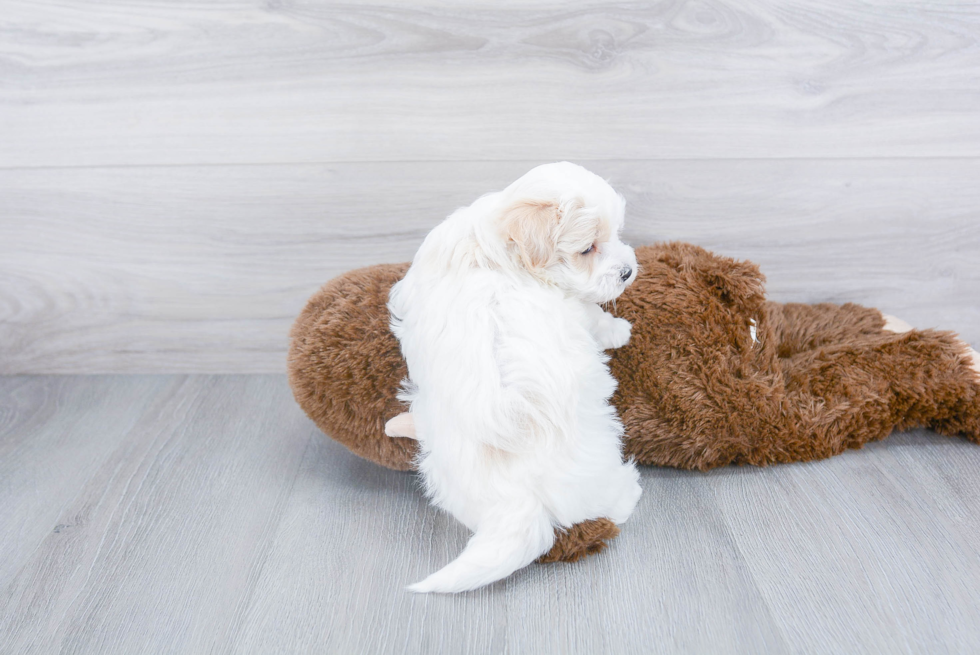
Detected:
[608,467,642,524]
[384,412,417,439]
[598,317,632,350]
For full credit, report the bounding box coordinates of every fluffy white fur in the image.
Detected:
[387,162,643,594]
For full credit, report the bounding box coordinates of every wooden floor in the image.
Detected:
[2,374,980,654]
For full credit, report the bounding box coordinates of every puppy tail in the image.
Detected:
[408,502,554,594]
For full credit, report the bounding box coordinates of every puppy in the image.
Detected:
[387,162,642,593]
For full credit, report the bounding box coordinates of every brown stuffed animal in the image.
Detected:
[288,242,980,562]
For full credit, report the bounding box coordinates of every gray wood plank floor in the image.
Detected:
[3,375,980,654]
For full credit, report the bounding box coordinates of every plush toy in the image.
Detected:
[288,242,980,562]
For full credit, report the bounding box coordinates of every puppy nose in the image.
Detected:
[619,265,632,282]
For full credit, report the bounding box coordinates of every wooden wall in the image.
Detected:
[2,0,978,373]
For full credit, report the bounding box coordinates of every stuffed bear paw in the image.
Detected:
[883,314,979,378]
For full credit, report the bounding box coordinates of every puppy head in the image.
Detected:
[496,162,637,303]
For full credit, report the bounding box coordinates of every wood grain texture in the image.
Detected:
[2,375,980,653]
[0,376,175,588]
[708,435,980,653]
[2,158,977,373]
[2,1,980,166]
[2,0,979,372]
[0,375,314,654]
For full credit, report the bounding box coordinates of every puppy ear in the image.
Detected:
[501,200,560,269]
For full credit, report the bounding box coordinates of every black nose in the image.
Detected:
[620,265,632,282]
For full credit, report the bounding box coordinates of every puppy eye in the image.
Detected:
[581,244,594,255]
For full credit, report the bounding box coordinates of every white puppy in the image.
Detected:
[387,162,642,593]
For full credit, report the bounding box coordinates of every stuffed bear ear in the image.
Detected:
[501,199,561,270]
[703,256,767,315]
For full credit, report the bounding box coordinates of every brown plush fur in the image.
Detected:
[610,243,980,469]
[289,263,416,471]
[537,519,620,563]
[288,242,980,562]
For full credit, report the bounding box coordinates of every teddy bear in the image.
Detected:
[287,242,980,562]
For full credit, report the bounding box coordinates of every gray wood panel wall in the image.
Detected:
[2,0,978,373]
